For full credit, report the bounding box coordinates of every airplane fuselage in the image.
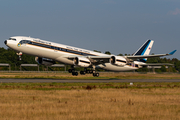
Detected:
[5,36,138,71]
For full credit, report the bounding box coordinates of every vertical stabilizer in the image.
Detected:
[133,40,154,62]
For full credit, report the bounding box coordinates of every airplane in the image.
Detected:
[4,36,176,77]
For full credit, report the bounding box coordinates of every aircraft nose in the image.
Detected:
[4,40,7,45]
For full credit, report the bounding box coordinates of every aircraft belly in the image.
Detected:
[97,63,137,71]
[55,57,74,65]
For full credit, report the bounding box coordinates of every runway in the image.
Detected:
[0,79,180,83]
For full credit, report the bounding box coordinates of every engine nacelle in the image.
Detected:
[73,57,91,67]
[110,56,127,66]
[35,57,56,66]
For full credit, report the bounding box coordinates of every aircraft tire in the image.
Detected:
[80,71,85,75]
[90,70,93,74]
[68,69,72,73]
[93,73,99,77]
[75,72,78,76]
[86,70,90,74]
[72,72,78,76]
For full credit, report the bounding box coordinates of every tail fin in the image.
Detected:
[133,40,154,62]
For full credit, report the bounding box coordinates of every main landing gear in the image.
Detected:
[68,65,78,76]
[68,67,99,77]
[80,67,99,77]
[68,69,78,76]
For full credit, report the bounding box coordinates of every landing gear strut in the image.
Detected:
[16,52,22,61]
[92,65,99,77]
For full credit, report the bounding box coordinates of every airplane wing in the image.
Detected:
[68,56,111,64]
[67,50,176,65]
[126,50,177,59]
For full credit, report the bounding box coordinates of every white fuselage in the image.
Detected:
[5,36,138,71]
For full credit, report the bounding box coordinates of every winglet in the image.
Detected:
[169,50,177,55]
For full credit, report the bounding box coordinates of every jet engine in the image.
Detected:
[73,57,91,67]
[35,57,56,66]
[110,56,127,66]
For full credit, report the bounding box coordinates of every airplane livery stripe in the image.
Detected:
[135,40,151,55]
[19,40,97,56]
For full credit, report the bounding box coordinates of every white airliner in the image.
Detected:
[4,36,176,77]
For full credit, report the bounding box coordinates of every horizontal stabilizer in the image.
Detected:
[127,50,177,59]
[139,63,173,66]
[169,50,177,55]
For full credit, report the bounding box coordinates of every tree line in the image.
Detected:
[0,47,179,72]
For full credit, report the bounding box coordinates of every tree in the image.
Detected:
[160,65,167,72]
[93,50,101,53]
[105,51,111,55]
[117,53,123,56]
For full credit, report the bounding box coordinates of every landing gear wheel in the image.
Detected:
[93,73,99,77]
[86,70,90,74]
[72,72,78,76]
[80,71,85,75]
[68,69,72,73]
[90,70,94,74]
[18,56,22,61]
[68,69,75,73]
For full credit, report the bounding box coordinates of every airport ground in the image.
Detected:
[0,72,180,120]
[1,83,180,120]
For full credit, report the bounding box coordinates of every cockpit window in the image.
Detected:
[8,38,16,41]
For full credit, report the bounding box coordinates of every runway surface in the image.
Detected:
[0,79,180,83]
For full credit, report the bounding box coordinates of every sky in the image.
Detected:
[0,0,180,59]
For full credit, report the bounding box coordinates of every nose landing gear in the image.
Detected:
[16,52,22,61]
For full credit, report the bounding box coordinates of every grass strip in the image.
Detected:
[0,82,180,90]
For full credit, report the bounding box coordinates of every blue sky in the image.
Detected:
[0,0,180,59]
